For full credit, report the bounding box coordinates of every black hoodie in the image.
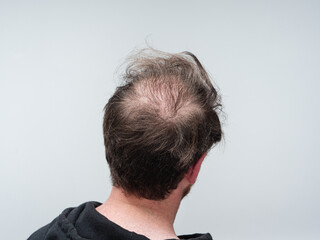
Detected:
[28,202,213,240]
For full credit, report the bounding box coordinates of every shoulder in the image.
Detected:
[27,202,100,240]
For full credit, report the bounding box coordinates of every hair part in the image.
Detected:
[103,48,222,200]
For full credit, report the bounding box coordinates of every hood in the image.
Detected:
[28,202,213,240]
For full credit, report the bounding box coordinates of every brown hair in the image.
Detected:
[103,48,222,200]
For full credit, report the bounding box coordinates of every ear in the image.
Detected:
[186,152,207,184]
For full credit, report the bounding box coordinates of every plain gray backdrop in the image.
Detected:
[1,1,319,239]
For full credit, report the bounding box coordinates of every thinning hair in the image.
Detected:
[103,48,222,200]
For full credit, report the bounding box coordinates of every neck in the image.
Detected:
[96,186,184,240]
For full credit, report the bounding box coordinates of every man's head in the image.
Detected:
[103,48,222,200]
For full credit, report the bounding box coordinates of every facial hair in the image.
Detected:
[181,184,192,200]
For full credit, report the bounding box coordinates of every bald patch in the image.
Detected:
[123,78,203,124]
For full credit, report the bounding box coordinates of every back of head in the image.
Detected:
[103,48,222,200]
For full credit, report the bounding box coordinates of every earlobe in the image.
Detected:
[186,152,207,184]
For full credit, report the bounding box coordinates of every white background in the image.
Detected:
[1,1,319,239]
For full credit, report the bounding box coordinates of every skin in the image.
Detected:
[96,153,207,240]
